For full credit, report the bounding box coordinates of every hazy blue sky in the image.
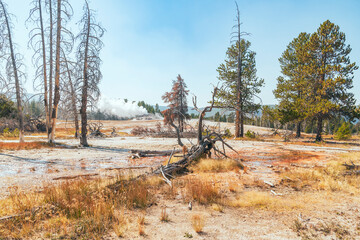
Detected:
[8,0,360,106]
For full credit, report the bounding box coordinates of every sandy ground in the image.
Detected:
[1,119,360,239]
[2,135,359,197]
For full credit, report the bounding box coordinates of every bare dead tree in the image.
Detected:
[60,50,79,138]
[27,0,50,138]
[0,0,26,142]
[45,0,54,138]
[77,0,104,147]
[230,2,250,137]
[48,0,73,143]
[28,0,73,143]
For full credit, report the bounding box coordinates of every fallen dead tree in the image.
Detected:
[109,87,241,190]
[130,125,197,138]
[130,149,181,158]
[88,122,107,138]
[342,161,360,170]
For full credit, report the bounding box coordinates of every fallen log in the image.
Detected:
[342,162,360,170]
[130,149,181,158]
[53,173,99,180]
[343,170,360,176]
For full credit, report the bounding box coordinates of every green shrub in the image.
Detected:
[245,130,256,138]
[2,128,19,137]
[335,122,351,140]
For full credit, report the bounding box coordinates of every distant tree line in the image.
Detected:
[138,101,161,115]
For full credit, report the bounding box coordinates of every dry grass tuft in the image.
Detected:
[184,178,222,205]
[138,214,146,225]
[113,209,128,237]
[160,208,169,222]
[228,191,302,211]
[146,176,164,187]
[138,224,145,236]
[211,203,224,212]
[189,158,243,173]
[191,214,205,233]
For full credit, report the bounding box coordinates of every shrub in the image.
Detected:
[335,122,351,140]
[245,130,256,138]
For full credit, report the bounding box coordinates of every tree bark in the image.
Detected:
[296,121,302,138]
[235,5,243,138]
[49,0,61,143]
[38,0,50,140]
[315,117,323,142]
[80,1,91,147]
[48,0,54,140]
[1,1,24,143]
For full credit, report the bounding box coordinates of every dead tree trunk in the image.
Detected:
[77,0,104,146]
[235,2,243,138]
[49,0,62,143]
[38,0,50,139]
[48,0,54,140]
[79,2,91,147]
[296,121,302,138]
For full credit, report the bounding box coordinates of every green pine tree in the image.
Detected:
[216,39,264,136]
[305,20,358,141]
[274,32,310,138]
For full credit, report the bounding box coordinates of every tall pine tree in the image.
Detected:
[274,32,310,137]
[305,20,358,141]
[216,39,264,137]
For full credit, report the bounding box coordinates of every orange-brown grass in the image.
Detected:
[189,158,243,173]
[0,141,53,151]
[191,214,205,233]
[138,223,145,236]
[0,176,154,239]
[184,178,223,205]
[281,153,360,194]
[113,209,128,237]
[160,208,169,222]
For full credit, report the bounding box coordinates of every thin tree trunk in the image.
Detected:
[296,121,302,138]
[63,54,79,138]
[235,5,243,138]
[38,0,50,139]
[235,110,240,137]
[316,117,323,142]
[49,0,61,143]
[48,0,54,140]
[1,1,24,143]
[80,2,91,147]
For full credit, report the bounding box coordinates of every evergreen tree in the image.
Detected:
[216,39,264,137]
[305,20,358,141]
[162,74,189,132]
[274,32,310,138]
